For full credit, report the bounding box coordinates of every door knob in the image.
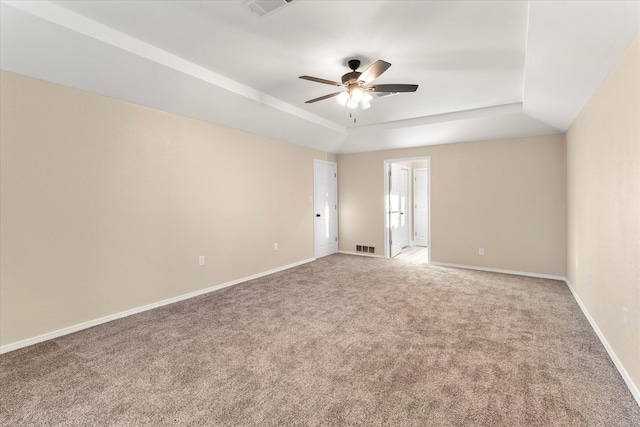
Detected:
[316,214,321,217]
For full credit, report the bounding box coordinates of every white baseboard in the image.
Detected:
[0,258,315,354]
[338,250,385,259]
[564,279,640,407]
[431,262,566,281]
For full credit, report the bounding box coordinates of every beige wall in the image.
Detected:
[0,71,334,347]
[337,134,567,276]
[566,37,640,393]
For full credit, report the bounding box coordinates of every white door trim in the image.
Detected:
[384,157,431,261]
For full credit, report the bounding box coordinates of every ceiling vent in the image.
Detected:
[247,0,293,16]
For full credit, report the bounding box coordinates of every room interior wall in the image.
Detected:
[566,36,640,396]
[337,134,567,277]
[0,70,335,348]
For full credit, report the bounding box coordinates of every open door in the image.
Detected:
[399,166,410,248]
[389,163,405,257]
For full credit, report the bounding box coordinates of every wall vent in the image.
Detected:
[248,0,294,16]
[356,245,375,254]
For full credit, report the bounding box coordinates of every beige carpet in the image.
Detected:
[1,254,639,426]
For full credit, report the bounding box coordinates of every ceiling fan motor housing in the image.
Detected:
[342,59,363,84]
[341,71,362,85]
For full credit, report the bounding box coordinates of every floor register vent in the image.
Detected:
[356,245,375,254]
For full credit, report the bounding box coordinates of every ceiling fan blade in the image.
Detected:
[305,92,343,103]
[359,60,391,84]
[369,84,418,93]
[299,76,342,86]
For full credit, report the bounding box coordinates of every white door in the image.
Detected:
[314,160,338,258]
[399,166,410,249]
[414,168,429,247]
[389,163,404,257]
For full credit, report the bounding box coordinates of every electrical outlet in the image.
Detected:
[478,248,485,256]
[623,308,628,327]
[273,243,278,251]
[198,256,205,266]
[586,271,591,285]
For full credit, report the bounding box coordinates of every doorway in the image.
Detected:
[384,157,431,262]
[314,160,338,258]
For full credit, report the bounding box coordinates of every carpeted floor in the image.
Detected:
[1,254,639,426]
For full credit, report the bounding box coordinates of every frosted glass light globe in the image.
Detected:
[351,87,364,102]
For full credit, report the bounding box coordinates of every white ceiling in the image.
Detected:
[1,0,638,153]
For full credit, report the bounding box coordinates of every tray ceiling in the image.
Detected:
[1,1,638,153]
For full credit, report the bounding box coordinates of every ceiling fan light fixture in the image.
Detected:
[337,87,374,110]
[351,87,364,102]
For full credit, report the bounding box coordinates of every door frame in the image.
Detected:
[383,157,431,261]
[314,159,338,259]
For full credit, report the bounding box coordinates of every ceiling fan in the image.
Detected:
[299,59,418,110]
